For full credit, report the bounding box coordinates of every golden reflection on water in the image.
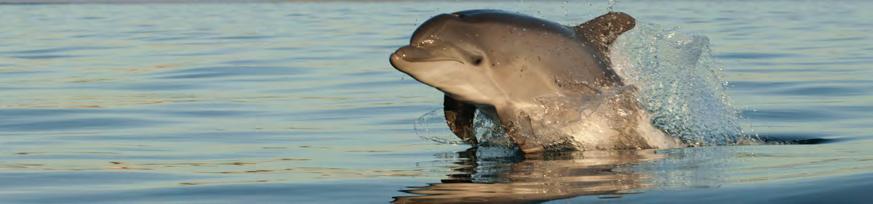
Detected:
[394,148,665,203]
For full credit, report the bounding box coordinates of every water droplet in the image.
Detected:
[608,0,617,12]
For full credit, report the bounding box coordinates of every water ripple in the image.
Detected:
[771,86,869,96]
[714,52,802,60]
[742,109,843,122]
[154,66,307,79]
[0,46,120,55]
[12,54,80,59]
[0,118,165,131]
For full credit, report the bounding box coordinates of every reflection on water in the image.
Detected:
[395,148,667,203]
[397,141,873,203]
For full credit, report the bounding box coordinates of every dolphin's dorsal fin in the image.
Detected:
[575,12,636,59]
[443,95,478,145]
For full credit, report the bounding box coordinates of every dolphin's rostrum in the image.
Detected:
[390,10,684,153]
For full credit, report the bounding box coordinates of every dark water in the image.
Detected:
[1,1,871,203]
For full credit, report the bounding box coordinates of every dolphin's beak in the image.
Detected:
[391,45,448,74]
[392,44,464,63]
[392,45,435,63]
[389,46,415,72]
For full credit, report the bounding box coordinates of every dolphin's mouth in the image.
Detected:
[391,36,484,67]
[392,45,462,64]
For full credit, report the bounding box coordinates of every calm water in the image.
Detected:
[1,1,872,203]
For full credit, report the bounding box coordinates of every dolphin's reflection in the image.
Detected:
[394,147,670,203]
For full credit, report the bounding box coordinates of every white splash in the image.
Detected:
[413,107,513,147]
[413,108,466,145]
[610,23,751,145]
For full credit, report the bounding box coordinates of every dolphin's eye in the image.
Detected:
[472,57,483,66]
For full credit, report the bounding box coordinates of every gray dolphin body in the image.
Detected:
[390,10,684,153]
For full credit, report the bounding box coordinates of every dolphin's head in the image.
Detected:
[391,11,501,105]
[390,10,632,105]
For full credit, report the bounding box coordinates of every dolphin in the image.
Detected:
[390,10,684,153]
